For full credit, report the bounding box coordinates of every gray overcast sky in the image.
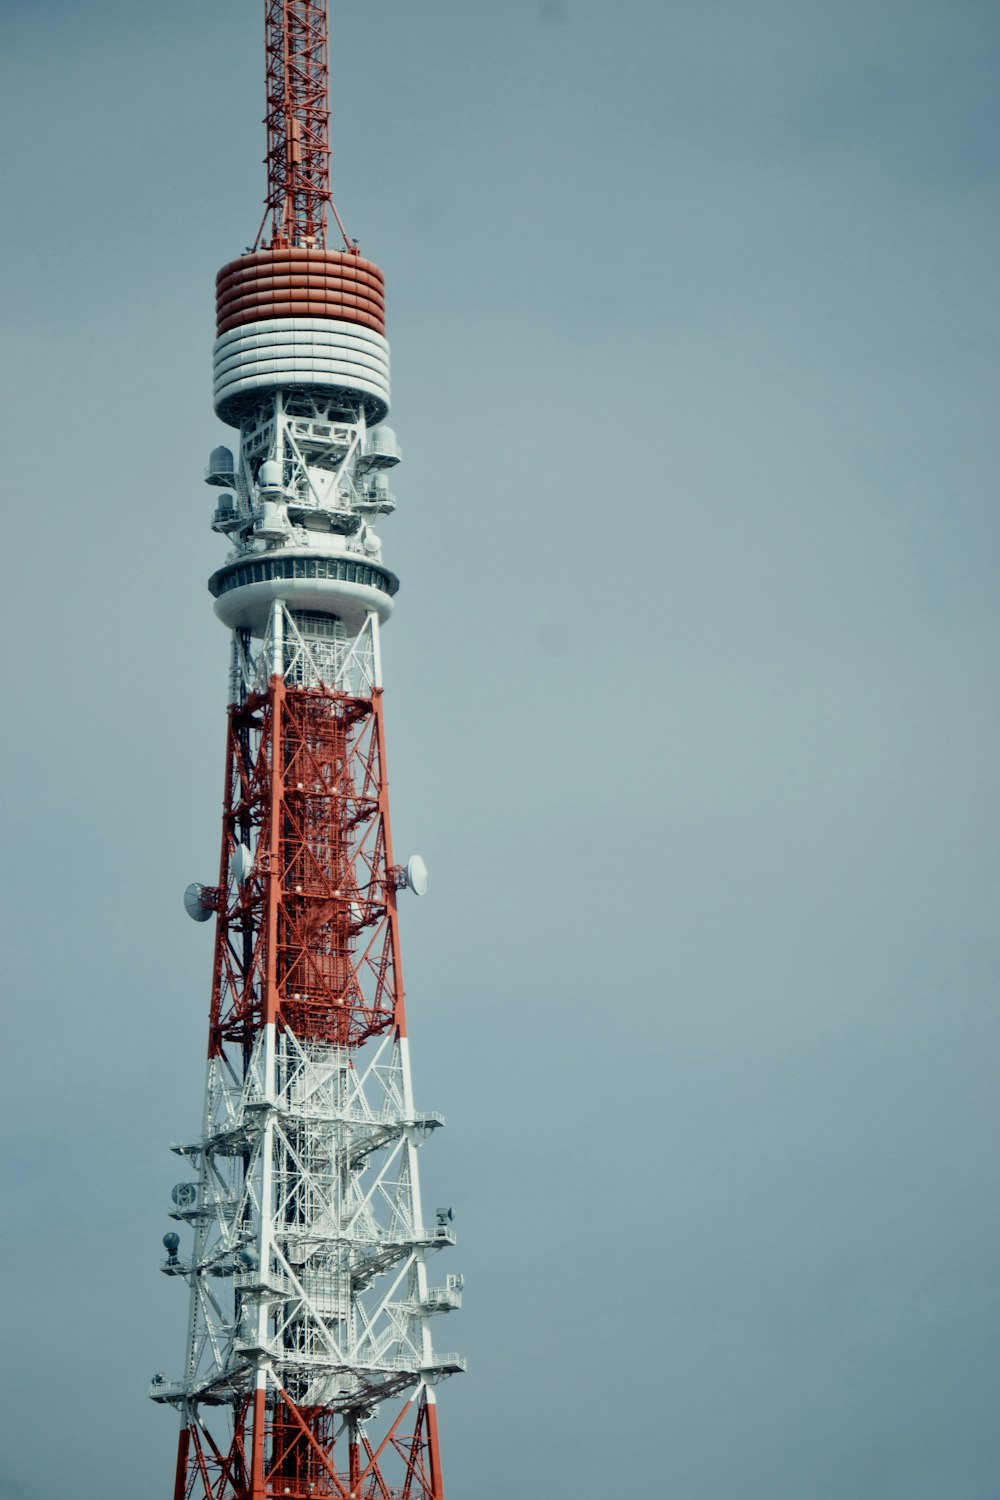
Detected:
[1,1,999,1496]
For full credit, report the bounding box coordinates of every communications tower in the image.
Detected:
[152,6,463,1495]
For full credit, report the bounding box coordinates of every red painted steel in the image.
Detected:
[220,283,385,310]
[217,248,385,288]
[217,303,386,338]
[216,249,387,337]
[218,293,385,321]
[218,269,384,291]
[174,1385,444,1499]
[173,1430,191,1500]
[258,0,356,252]
[207,678,403,1054]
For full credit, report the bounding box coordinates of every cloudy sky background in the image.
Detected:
[1,0,998,1495]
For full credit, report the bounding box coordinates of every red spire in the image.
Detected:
[258,0,353,251]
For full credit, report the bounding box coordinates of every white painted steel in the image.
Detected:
[208,378,400,636]
[270,596,283,676]
[215,355,389,397]
[213,318,391,424]
[254,1022,277,1371]
[361,425,401,468]
[371,610,384,690]
[232,604,381,698]
[160,1023,463,1413]
[212,561,394,636]
[214,320,390,375]
[215,336,388,383]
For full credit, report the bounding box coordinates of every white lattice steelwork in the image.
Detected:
[159,1021,461,1414]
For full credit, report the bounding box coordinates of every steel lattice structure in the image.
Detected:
[261,0,332,249]
[153,7,461,1497]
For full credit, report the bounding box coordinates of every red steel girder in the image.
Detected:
[208,679,404,1054]
[173,1386,445,1500]
[258,0,354,251]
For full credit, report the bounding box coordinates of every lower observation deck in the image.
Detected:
[209,547,398,633]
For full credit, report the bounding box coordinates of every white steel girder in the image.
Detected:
[158,1024,461,1416]
[230,603,381,701]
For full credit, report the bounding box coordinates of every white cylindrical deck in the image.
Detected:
[213,318,391,426]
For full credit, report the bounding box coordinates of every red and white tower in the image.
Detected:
[153,6,463,1495]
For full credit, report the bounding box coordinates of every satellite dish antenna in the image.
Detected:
[232,843,254,885]
[184,883,213,922]
[405,854,428,896]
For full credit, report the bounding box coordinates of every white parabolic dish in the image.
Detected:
[406,854,428,897]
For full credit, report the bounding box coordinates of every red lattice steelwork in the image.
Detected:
[174,1384,444,1500]
[208,678,404,1055]
[260,0,355,251]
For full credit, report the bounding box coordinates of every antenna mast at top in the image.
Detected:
[258,0,353,250]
